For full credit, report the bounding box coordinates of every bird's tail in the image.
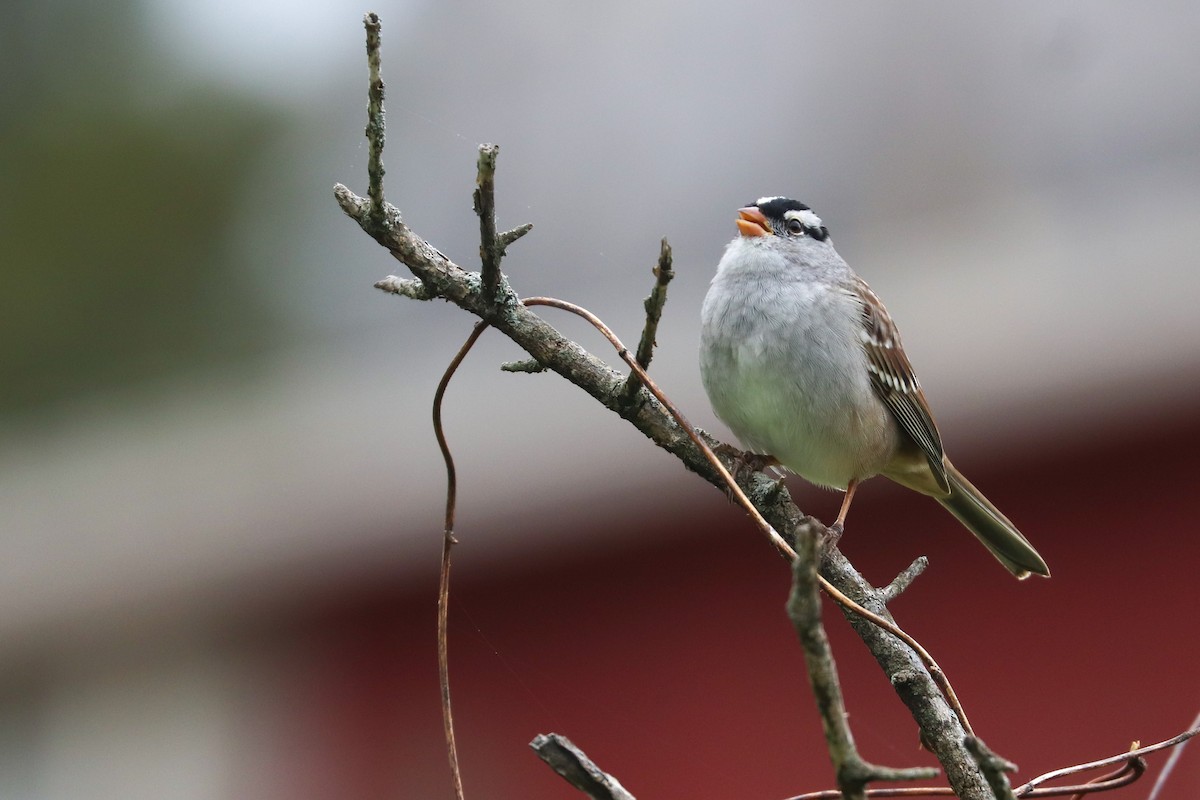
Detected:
[937,461,1050,579]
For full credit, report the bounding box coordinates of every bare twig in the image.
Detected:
[363,13,386,228]
[349,166,979,753]
[342,15,980,799]
[1013,726,1200,796]
[432,321,491,800]
[1063,757,1144,799]
[783,747,1149,799]
[344,17,1200,800]
[618,238,674,407]
[789,527,939,799]
[1145,708,1200,800]
[343,192,987,791]
[530,733,637,800]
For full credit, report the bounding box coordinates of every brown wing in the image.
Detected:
[852,276,949,494]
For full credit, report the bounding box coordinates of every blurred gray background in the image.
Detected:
[3,1,1200,798]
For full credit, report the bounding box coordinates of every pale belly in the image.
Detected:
[700,282,898,489]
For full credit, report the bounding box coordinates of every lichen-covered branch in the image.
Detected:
[335,172,998,800]
[363,12,386,228]
[336,14,1002,800]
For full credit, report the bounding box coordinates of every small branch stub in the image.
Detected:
[375,274,434,300]
[619,238,674,407]
[501,358,546,373]
[530,734,636,800]
[474,144,502,302]
[636,237,674,370]
[499,222,534,248]
[880,556,928,603]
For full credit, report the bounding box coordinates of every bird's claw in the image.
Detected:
[714,446,782,503]
[821,522,844,552]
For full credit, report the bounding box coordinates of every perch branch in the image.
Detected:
[339,14,986,800]
[519,294,976,755]
[522,295,792,558]
[339,140,994,800]
[401,273,983,795]
[340,24,981,754]
[345,17,1200,800]
[507,294,982,790]
[342,118,996,800]
[530,734,637,800]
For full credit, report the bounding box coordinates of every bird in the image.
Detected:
[699,196,1049,578]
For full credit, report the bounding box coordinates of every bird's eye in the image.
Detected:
[785,218,805,235]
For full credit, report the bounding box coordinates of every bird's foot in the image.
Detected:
[821,521,844,552]
[713,446,782,502]
[713,445,780,478]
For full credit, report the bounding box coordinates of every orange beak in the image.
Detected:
[736,206,771,237]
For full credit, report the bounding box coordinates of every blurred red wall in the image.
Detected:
[252,412,1200,799]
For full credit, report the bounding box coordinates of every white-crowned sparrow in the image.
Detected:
[699,197,1049,578]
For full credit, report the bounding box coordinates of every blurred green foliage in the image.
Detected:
[0,1,285,417]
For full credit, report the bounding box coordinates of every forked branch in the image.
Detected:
[336,12,988,799]
[333,13,1198,800]
[789,527,939,799]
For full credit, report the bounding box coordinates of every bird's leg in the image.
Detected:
[834,479,858,527]
[826,479,859,545]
